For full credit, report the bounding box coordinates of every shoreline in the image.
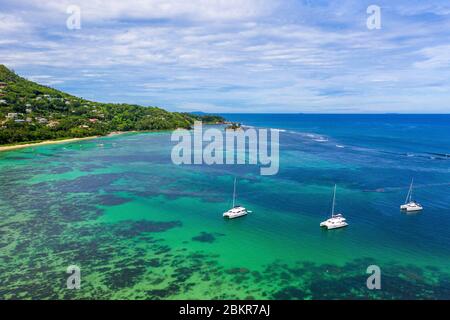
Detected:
[0,123,225,153]
[0,136,101,152]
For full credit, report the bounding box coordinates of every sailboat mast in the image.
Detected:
[232,177,237,207]
[405,179,413,204]
[331,184,336,217]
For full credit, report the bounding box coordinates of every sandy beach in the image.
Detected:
[0,129,187,153]
[0,136,100,152]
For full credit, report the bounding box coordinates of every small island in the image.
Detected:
[225,122,242,131]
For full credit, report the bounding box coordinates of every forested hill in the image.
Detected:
[0,65,224,145]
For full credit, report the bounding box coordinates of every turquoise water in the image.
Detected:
[0,115,449,299]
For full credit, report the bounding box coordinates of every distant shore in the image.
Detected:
[0,136,100,152]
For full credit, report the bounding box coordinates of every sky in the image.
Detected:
[0,0,450,113]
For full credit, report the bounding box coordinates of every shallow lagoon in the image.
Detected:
[1,115,449,299]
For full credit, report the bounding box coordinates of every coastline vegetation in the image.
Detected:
[0,65,224,145]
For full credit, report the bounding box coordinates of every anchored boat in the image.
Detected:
[400,179,423,212]
[320,184,348,230]
[223,177,250,219]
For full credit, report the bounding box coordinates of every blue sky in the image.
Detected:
[1,0,450,113]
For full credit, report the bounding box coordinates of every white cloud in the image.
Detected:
[0,13,27,32]
[414,45,450,69]
[394,2,450,16]
[16,0,278,22]
[175,102,233,113]
[27,75,65,85]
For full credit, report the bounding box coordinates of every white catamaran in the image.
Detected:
[223,178,250,219]
[400,179,423,212]
[320,184,348,230]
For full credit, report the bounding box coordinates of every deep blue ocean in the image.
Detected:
[221,113,450,266]
[222,114,450,156]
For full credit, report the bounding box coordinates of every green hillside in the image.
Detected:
[0,65,224,145]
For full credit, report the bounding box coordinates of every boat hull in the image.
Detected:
[223,212,248,219]
[400,206,423,212]
[320,222,348,230]
[400,202,423,212]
